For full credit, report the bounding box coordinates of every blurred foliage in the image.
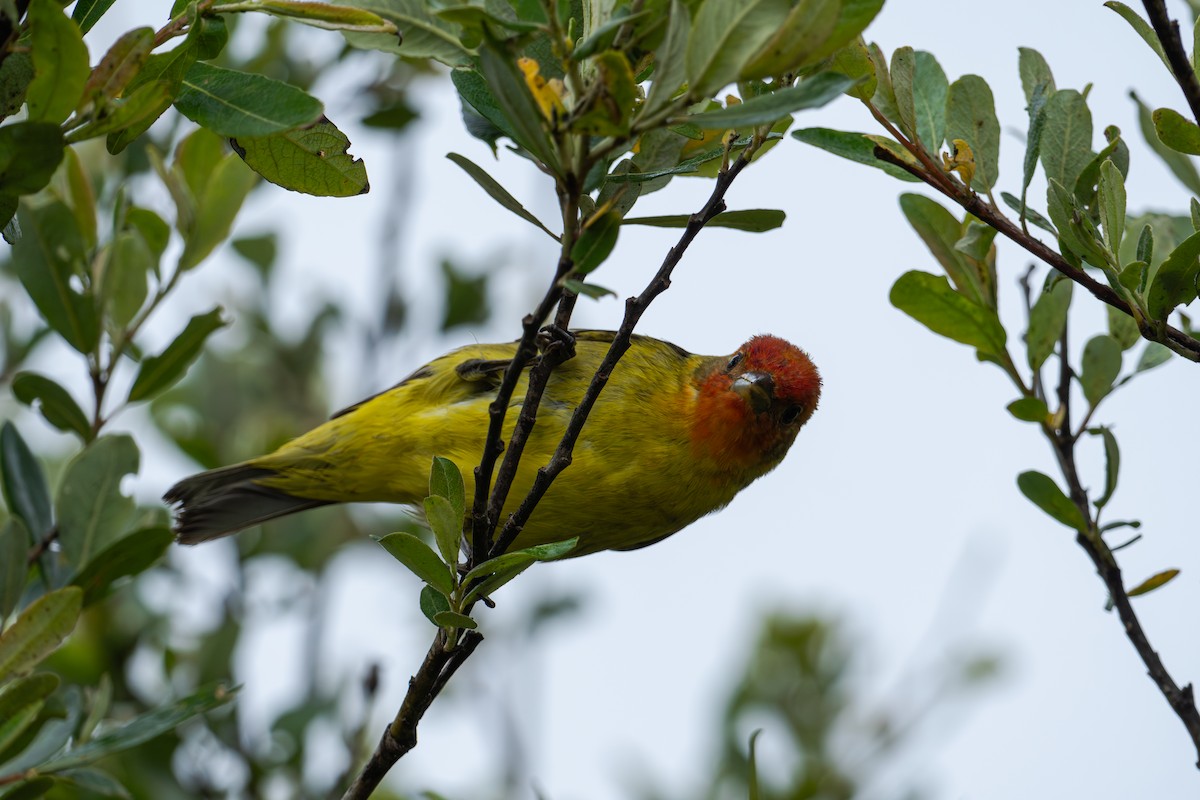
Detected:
[634,614,999,800]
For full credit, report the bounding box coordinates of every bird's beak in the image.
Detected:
[732,371,774,414]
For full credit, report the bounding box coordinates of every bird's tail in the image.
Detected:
[164,464,330,545]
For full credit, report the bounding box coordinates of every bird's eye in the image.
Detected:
[780,404,803,425]
[727,353,743,371]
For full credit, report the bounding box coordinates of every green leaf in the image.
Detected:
[1047,178,1108,266]
[1136,222,1155,264]
[462,536,578,604]
[889,270,1006,359]
[71,0,118,34]
[1088,426,1120,509]
[69,527,173,607]
[1132,91,1200,195]
[570,50,638,137]
[897,194,984,304]
[0,674,58,756]
[739,0,839,81]
[954,221,997,263]
[1000,192,1057,235]
[1040,89,1093,198]
[338,0,471,67]
[571,210,621,274]
[0,122,65,196]
[231,117,369,197]
[1136,341,1173,372]
[687,72,858,129]
[0,52,34,118]
[429,457,465,519]
[622,209,785,232]
[685,0,789,97]
[1006,397,1049,423]
[451,68,519,148]
[174,62,324,138]
[0,587,82,684]
[65,80,174,143]
[1080,335,1122,407]
[446,152,556,239]
[1018,47,1055,104]
[1107,304,1141,350]
[0,520,27,620]
[1151,107,1200,154]
[517,537,581,560]
[0,423,52,540]
[11,373,91,441]
[105,41,199,155]
[563,279,615,299]
[77,26,153,113]
[55,436,139,569]
[37,683,235,771]
[1019,82,1050,221]
[643,0,690,115]
[99,230,152,329]
[474,44,559,172]
[945,74,1000,191]
[890,46,918,139]
[909,50,948,152]
[1126,568,1180,598]
[25,0,90,124]
[243,0,396,33]
[1104,2,1170,70]
[790,127,920,182]
[424,495,461,567]
[1016,471,1087,531]
[432,611,477,630]
[374,532,455,596]
[1097,159,1126,258]
[127,308,227,403]
[1025,277,1072,371]
[177,156,259,271]
[1147,228,1200,318]
[12,201,97,354]
[418,584,451,625]
[55,768,131,799]
[827,36,876,101]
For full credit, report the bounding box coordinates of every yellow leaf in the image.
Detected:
[1127,568,1180,598]
[518,57,565,122]
[942,138,975,186]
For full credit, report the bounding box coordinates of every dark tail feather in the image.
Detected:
[164,464,330,544]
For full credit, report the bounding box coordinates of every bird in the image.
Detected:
[164,330,821,558]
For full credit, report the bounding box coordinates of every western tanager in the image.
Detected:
[165,330,820,556]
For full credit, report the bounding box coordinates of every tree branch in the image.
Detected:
[342,139,760,797]
[1141,0,1200,128]
[870,145,1200,362]
[1038,328,1200,767]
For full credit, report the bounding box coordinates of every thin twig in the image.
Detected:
[1141,0,1200,127]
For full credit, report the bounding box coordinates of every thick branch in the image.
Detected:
[1141,0,1200,127]
[870,145,1200,362]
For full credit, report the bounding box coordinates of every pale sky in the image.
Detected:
[78,1,1200,798]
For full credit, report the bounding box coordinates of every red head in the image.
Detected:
[691,335,821,474]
